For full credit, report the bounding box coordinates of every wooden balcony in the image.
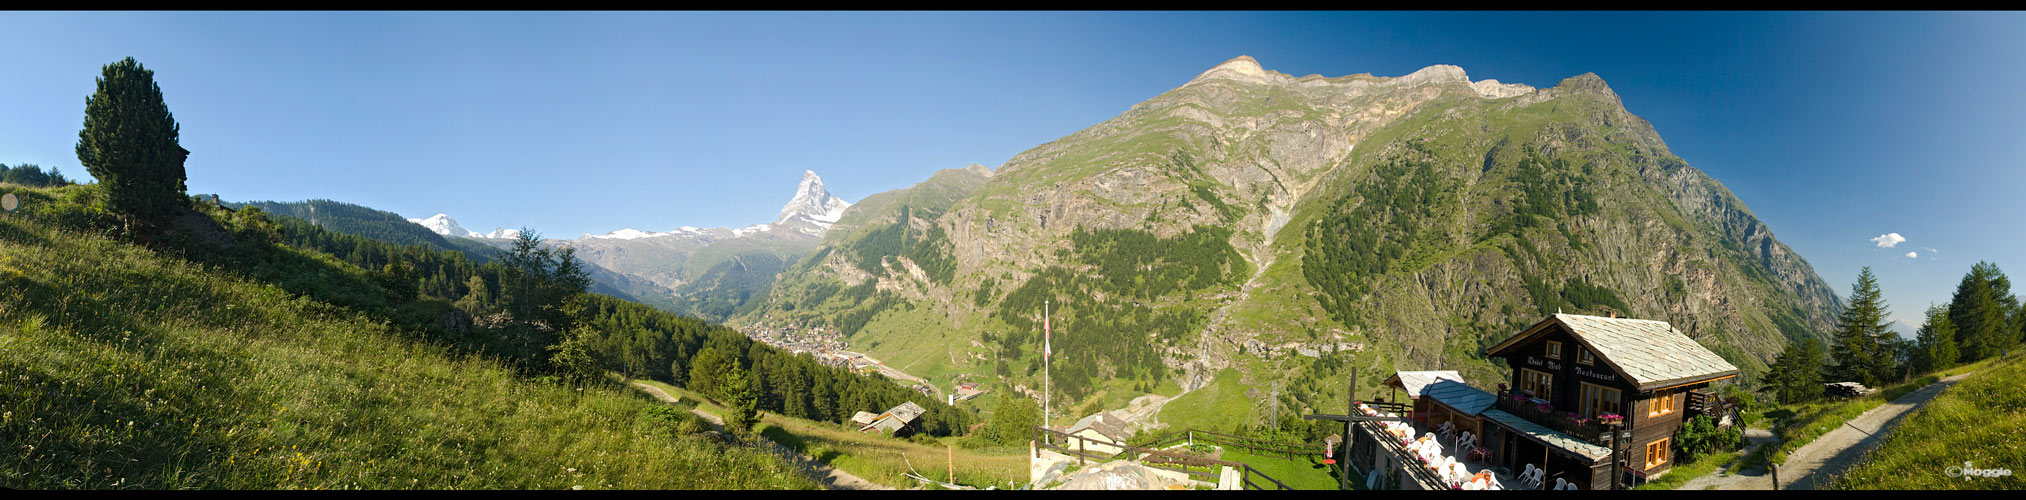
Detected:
[1491,394,1611,447]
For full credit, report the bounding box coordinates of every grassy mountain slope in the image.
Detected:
[0,184,811,489]
[735,58,1843,434]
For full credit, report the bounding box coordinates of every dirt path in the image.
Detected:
[627,381,890,490]
[1675,427,1775,490]
[1781,372,1974,490]
[1682,372,1973,490]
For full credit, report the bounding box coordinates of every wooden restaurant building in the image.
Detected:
[1476,313,1740,489]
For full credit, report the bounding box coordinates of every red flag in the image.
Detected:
[1044,314,1052,361]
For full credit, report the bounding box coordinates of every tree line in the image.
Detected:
[0,163,76,187]
[1761,263,2023,404]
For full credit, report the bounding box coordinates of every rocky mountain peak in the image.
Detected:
[1395,64,1470,87]
[963,163,995,178]
[1549,72,1620,102]
[776,170,853,235]
[407,213,481,239]
[1188,55,1279,86]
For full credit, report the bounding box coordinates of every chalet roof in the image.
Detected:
[1382,371,1465,399]
[1489,314,1740,391]
[851,411,880,425]
[1480,409,1611,463]
[884,401,927,424]
[1420,379,1497,417]
[1066,411,1130,442]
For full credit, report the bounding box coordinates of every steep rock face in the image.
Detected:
[735,57,1841,413]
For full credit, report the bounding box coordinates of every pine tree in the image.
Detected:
[722,361,757,436]
[1830,267,1893,386]
[1914,304,1959,374]
[1764,338,1826,404]
[75,57,190,236]
[1947,262,2016,361]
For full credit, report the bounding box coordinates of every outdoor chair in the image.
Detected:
[1486,473,1506,490]
[1519,465,1544,489]
[1554,477,1573,490]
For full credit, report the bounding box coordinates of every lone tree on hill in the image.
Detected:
[75,57,190,236]
[1830,267,1895,387]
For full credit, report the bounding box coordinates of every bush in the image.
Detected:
[642,403,710,437]
[1674,414,1743,462]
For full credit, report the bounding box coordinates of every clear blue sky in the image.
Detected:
[5,11,2023,333]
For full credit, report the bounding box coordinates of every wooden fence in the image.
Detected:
[1034,426,1292,490]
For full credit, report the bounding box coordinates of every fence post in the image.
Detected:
[1772,464,1780,490]
[1079,437,1086,466]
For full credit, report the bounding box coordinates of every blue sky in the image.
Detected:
[4,11,2023,333]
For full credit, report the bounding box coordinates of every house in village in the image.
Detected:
[955,382,986,401]
[1063,411,1132,455]
[1476,313,1741,489]
[858,401,927,437]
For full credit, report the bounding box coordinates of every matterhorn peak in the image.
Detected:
[778,170,850,224]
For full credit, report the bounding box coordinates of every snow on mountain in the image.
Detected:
[407,213,483,238]
[775,170,852,230]
[481,227,522,240]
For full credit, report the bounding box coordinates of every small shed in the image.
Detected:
[1065,411,1131,455]
[858,401,928,437]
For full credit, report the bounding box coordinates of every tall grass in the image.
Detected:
[1829,353,2026,489]
[0,185,813,489]
[636,377,1029,489]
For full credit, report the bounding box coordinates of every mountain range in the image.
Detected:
[404,170,854,320]
[719,56,1842,423]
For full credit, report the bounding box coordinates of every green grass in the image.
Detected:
[1630,447,1738,490]
[1830,352,2026,490]
[0,186,813,489]
[1742,355,2010,471]
[1216,446,1340,490]
[1157,369,1257,432]
[637,376,1028,489]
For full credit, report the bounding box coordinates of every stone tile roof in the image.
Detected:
[1383,371,1465,399]
[1480,409,1611,463]
[1421,379,1497,417]
[1551,314,1739,390]
[1067,411,1130,442]
[886,401,927,424]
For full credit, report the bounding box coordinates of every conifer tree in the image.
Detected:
[1830,267,1893,386]
[1764,338,1826,404]
[1913,304,1958,374]
[721,362,758,436]
[1948,262,2018,361]
[75,57,190,235]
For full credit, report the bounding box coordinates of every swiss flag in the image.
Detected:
[1044,315,1052,361]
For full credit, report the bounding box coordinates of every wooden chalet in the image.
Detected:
[1481,314,1740,488]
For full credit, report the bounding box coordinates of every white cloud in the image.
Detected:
[1871,233,1906,248]
[1906,251,1919,259]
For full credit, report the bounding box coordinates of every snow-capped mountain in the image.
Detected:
[576,170,850,242]
[405,213,524,240]
[774,170,853,236]
[407,213,483,239]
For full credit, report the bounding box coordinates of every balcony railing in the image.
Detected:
[1492,394,1610,446]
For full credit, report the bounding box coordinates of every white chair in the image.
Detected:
[1522,466,1545,490]
[1486,474,1505,490]
[1517,464,1537,488]
[1554,477,1573,490]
